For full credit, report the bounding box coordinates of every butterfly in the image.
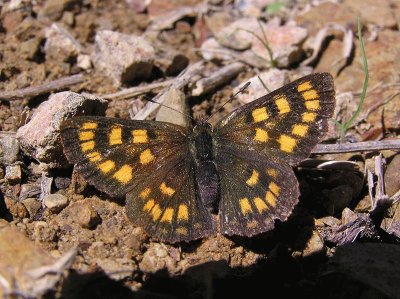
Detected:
[60,72,335,243]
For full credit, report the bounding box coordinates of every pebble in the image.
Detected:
[5,164,22,184]
[139,243,176,274]
[155,88,190,127]
[93,30,155,86]
[75,203,100,229]
[44,23,83,62]
[384,153,400,197]
[16,92,108,169]
[19,182,41,201]
[43,193,69,213]
[301,229,325,257]
[38,0,78,20]
[20,37,43,60]
[76,54,92,70]
[22,198,42,218]
[0,133,19,164]
[4,196,29,219]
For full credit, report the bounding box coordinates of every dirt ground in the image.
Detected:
[1,0,400,298]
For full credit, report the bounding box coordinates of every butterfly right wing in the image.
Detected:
[61,116,216,242]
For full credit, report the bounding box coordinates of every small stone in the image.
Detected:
[315,216,341,227]
[16,92,107,168]
[200,38,235,61]
[19,182,41,201]
[250,23,308,68]
[75,203,100,229]
[61,11,75,26]
[2,10,25,33]
[93,30,155,86]
[14,17,43,41]
[301,229,325,257]
[139,243,176,274]
[4,197,29,219]
[38,0,79,20]
[5,164,22,184]
[214,18,307,67]
[341,207,358,225]
[0,133,20,164]
[155,88,190,127]
[77,54,92,70]
[44,23,83,62]
[20,37,43,60]
[22,198,42,218]
[43,193,69,213]
[384,154,400,197]
[54,177,71,190]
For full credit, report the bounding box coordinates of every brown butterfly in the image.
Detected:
[60,73,335,243]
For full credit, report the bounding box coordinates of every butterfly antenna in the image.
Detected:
[146,97,195,121]
[205,82,251,123]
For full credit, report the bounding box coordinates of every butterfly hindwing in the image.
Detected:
[215,146,299,236]
[60,116,216,242]
[214,72,335,166]
[125,158,216,242]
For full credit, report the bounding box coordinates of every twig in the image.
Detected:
[101,80,174,101]
[0,74,85,101]
[313,140,400,154]
[190,62,246,96]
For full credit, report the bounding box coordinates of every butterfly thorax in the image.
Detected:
[191,121,219,213]
[191,121,214,161]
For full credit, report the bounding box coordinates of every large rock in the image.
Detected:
[16,92,108,169]
[93,30,155,86]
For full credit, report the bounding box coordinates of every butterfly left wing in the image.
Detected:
[60,116,216,242]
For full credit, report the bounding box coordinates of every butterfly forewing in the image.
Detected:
[60,116,216,242]
[214,73,335,166]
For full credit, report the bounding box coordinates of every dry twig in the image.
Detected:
[101,80,174,101]
[0,74,85,101]
[190,62,246,96]
[313,139,400,154]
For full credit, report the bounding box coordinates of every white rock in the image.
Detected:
[43,194,69,213]
[93,30,155,86]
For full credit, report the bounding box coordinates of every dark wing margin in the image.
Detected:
[60,116,216,242]
[216,148,299,236]
[214,72,335,166]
